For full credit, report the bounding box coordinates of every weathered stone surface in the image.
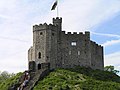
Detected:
[28,17,104,71]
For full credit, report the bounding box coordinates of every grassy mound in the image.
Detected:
[33,67,120,90]
[0,66,120,90]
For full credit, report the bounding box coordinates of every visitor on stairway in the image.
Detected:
[17,70,30,90]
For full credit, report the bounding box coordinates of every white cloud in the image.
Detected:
[59,0,120,32]
[0,0,120,73]
[36,0,120,32]
[0,51,28,73]
[0,0,17,9]
[91,32,120,38]
[102,39,120,47]
[105,51,120,65]
[0,14,10,19]
[105,51,120,74]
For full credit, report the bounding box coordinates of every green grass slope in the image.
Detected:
[0,67,120,90]
[0,72,22,90]
[33,67,120,90]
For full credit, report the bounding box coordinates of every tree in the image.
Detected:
[0,71,15,83]
[104,65,119,74]
[0,71,11,80]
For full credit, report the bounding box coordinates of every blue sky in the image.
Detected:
[0,0,120,75]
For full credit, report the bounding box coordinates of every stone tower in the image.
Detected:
[28,17,104,71]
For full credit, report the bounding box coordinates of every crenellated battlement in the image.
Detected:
[61,31,65,34]
[73,32,77,34]
[29,17,104,71]
[53,17,62,23]
[91,41,103,47]
[67,32,71,34]
[79,32,83,34]
[33,23,57,31]
[61,31,89,37]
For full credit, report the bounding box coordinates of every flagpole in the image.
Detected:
[57,0,59,17]
[51,0,59,17]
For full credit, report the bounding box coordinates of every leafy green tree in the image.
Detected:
[0,71,15,83]
[104,65,119,74]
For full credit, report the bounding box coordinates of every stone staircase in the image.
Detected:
[23,69,50,90]
[8,69,50,90]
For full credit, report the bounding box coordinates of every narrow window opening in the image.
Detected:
[52,33,54,36]
[78,51,80,55]
[69,51,71,55]
[38,52,41,59]
[40,32,43,35]
[71,42,76,46]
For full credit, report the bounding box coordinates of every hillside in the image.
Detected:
[0,72,22,90]
[0,67,120,90]
[33,67,120,90]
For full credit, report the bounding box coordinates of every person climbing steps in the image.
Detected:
[17,71,30,90]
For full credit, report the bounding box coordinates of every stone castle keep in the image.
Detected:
[28,17,104,71]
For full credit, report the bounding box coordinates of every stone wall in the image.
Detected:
[60,31,91,68]
[28,17,104,71]
[90,41,104,70]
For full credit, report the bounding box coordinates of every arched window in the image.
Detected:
[38,52,41,59]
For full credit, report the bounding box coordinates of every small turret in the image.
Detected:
[85,31,90,40]
[53,17,62,31]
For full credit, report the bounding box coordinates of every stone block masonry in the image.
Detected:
[28,17,104,71]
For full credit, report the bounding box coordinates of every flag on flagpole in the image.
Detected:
[51,0,57,10]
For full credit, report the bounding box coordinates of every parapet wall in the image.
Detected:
[90,41,102,47]
[29,17,104,71]
[53,17,62,23]
[33,23,58,31]
[61,31,90,38]
[90,41,104,70]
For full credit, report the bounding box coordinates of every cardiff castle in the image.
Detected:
[28,17,104,71]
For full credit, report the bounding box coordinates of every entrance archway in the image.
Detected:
[38,64,41,70]
[29,61,36,71]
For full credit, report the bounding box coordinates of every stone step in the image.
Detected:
[23,69,49,90]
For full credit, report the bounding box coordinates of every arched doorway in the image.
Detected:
[38,64,41,70]
[29,61,36,72]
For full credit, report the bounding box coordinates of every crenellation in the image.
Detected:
[33,23,58,31]
[66,32,79,35]
[99,45,103,48]
[33,25,39,31]
[96,43,99,46]
[67,32,71,34]
[48,24,52,30]
[85,31,90,39]
[53,17,62,26]
[39,24,43,26]
[61,31,65,34]
[49,23,52,26]
[92,41,96,44]
[73,32,77,34]
[79,32,83,34]
[85,31,90,35]
[28,17,104,71]
[53,17,62,22]
[48,24,57,31]
[33,23,48,31]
